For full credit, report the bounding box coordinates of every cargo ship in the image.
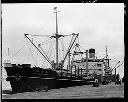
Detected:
[3,7,116,93]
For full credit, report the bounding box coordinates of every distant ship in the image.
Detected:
[3,7,117,93]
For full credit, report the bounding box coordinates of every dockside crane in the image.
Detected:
[110,61,124,84]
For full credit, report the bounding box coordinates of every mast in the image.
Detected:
[53,7,59,69]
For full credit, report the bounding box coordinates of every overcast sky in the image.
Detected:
[2,3,124,77]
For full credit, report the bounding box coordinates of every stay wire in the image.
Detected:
[60,38,65,60]
[26,38,37,67]
[38,46,51,63]
[48,41,54,61]
[3,43,27,78]
[41,39,54,68]
[33,15,54,35]
[9,44,26,60]
[78,45,84,60]
[39,38,53,46]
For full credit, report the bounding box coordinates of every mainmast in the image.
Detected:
[53,7,78,71]
[24,7,78,71]
[53,7,59,69]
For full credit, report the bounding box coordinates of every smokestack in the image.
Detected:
[89,48,95,59]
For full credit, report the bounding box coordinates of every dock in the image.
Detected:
[2,82,124,99]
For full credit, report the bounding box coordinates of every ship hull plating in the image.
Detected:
[7,77,56,93]
[7,77,94,93]
[4,63,95,93]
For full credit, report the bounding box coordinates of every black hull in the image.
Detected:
[7,77,56,93]
[4,64,94,93]
[6,76,94,93]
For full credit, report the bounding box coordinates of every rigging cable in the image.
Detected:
[60,37,65,60]
[3,43,30,78]
[78,45,84,60]
[76,43,87,74]
[26,38,37,67]
[40,38,55,68]
[39,38,53,46]
[59,38,65,62]
[32,37,40,65]
[3,43,27,78]
[32,15,55,35]
[49,40,54,61]
[38,45,51,62]
[38,37,63,64]
[9,44,26,60]
[47,41,53,61]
